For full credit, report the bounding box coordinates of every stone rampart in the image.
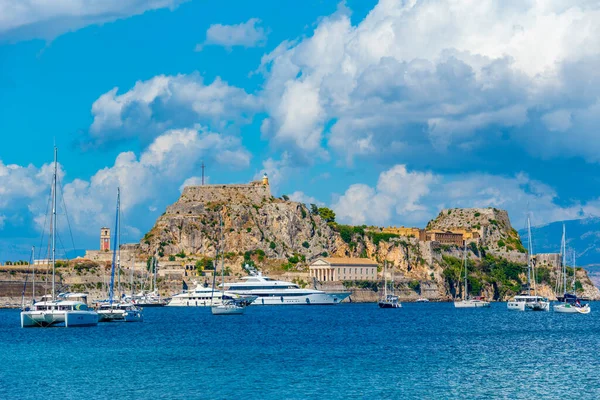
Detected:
[167,182,271,214]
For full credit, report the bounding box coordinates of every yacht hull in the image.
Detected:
[211,305,245,315]
[251,292,350,306]
[21,310,98,328]
[454,300,490,308]
[64,311,99,327]
[507,301,550,311]
[124,309,144,322]
[378,302,401,308]
[97,310,126,322]
[554,304,591,314]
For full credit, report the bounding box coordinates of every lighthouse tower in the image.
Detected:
[262,173,269,186]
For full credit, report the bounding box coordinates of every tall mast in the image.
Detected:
[562,224,567,295]
[572,251,577,293]
[527,216,532,296]
[51,147,57,301]
[131,253,135,298]
[153,257,158,294]
[31,246,35,301]
[220,214,225,296]
[383,261,387,298]
[117,189,121,300]
[108,188,120,305]
[463,242,468,301]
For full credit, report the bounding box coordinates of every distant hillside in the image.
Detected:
[519,217,600,267]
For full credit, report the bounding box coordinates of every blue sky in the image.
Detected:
[1,0,600,261]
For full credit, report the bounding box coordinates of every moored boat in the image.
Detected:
[378,261,401,308]
[20,148,98,328]
[225,274,350,305]
[454,243,490,308]
[507,216,549,312]
[96,188,143,323]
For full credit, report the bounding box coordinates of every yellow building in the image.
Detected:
[310,258,378,282]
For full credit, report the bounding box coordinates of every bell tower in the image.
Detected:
[100,227,111,251]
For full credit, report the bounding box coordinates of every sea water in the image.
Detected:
[1,303,599,399]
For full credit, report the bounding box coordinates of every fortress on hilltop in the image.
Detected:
[167,174,271,213]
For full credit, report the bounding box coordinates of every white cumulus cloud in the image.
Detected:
[88,73,261,147]
[332,165,596,228]
[0,0,185,42]
[258,0,600,165]
[196,18,267,51]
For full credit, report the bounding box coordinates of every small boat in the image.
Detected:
[553,229,590,314]
[454,243,490,308]
[554,293,590,314]
[211,215,248,316]
[211,300,245,315]
[97,302,144,322]
[378,262,401,308]
[507,216,549,312]
[97,188,143,323]
[415,298,430,303]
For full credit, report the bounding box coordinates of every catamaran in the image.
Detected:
[507,216,549,311]
[97,188,143,323]
[554,229,590,314]
[454,243,490,308]
[378,261,401,308]
[20,147,98,328]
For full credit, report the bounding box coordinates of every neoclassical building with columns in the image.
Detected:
[309,258,379,282]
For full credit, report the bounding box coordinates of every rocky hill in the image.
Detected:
[140,182,343,261]
[427,207,526,261]
[133,183,599,302]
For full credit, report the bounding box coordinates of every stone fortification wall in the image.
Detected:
[535,253,561,269]
[168,183,271,214]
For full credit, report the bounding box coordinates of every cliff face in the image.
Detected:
[137,186,599,301]
[140,183,341,260]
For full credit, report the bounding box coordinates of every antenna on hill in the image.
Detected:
[201,161,205,185]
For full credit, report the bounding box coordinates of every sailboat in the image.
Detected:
[132,257,168,307]
[211,215,246,315]
[554,230,590,314]
[507,216,549,311]
[454,242,490,308]
[378,261,401,308]
[20,147,98,328]
[97,188,143,322]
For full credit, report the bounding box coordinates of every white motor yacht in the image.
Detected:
[167,284,257,307]
[224,273,350,305]
[21,293,98,328]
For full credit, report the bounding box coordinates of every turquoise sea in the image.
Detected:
[1,303,599,399]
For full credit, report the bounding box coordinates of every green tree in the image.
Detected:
[310,204,319,215]
[318,207,336,223]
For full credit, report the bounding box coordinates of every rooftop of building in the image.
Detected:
[312,257,379,266]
